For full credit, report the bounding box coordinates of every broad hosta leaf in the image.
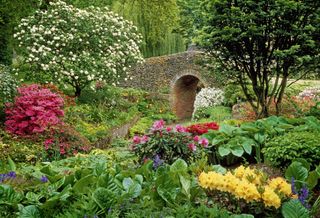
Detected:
[211,165,227,174]
[306,171,319,190]
[19,205,41,218]
[231,146,244,157]
[170,159,188,173]
[218,146,231,157]
[285,162,308,182]
[242,138,254,154]
[281,199,309,218]
[179,175,191,199]
[73,174,95,194]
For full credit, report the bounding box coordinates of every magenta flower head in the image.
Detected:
[133,136,141,144]
[193,135,200,142]
[166,127,172,132]
[188,143,197,152]
[151,119,165,132]
[141,135,149,144]
[175,124,187,133]
[199,138,209,148]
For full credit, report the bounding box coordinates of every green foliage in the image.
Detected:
[193,106,232,123]
[195,0,320,117]
[0,64,17,104]
[281,200,310,218]
[285,159,320,191]
[203,116,320,166]
[0,0,39,65]
[0,128,42,164]
[263,131,320,169]
[224,83,255,107]
[114,0,186,57]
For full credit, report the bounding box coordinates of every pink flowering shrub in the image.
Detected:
[5,84,64,136]
[131,120,209,165]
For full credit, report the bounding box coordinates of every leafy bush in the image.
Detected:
[223,83,255,106]
[5,84,64,136]
[0,64,17,104]
[43,125,91,161]
[14,0,143,96]
[263,131,320,169]
[132,120,209,164]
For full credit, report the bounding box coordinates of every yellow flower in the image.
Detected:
[268,177,292,197]
[234,180,261,202]
[234,165,246,178]
[262,186,281,208]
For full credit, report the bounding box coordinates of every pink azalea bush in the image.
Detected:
[131,119,209,165]
[5,84,64,136]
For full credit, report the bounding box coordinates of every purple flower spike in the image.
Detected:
[153,154,164,169]
[40,175,49,183]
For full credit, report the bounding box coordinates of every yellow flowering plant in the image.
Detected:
[198,165,294,214]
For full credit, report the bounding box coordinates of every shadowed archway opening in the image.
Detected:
[172,75,205,120]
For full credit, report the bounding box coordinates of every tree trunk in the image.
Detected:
[75,86,81,97]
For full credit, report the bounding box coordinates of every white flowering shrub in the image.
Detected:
[192,87,225,119]
[0,65,18,104]
[14,1,143,96]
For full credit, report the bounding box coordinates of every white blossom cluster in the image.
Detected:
[298,86,320,101]
[14,1,143,90]
[192,87,225,118]
[0,65,18,103]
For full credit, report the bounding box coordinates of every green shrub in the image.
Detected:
[0,65,17,104]
[193,106,232,123]
[129,117,153,137]
[223,83,255,106]
[263,131,320,169]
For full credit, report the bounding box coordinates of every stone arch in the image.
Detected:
[171,70,207,120]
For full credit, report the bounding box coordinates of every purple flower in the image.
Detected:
[299,185,310,208]
[153,154,164,169]
[40,175,49,183]
[291,177,297,194]
[7,171,16,178]
[0,171,16,183]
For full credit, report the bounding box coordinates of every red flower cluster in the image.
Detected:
[5,84,64,136]
[186,122,219,135]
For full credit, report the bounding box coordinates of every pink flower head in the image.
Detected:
[166,127,172,132]
[188,143,197,152]
[60,147,66,155]
[133,136,141,144]
[44,138,54,150]
[151,119,165,132]
[199,138,209,148]
[193,135,200,142]
[141,135,149,144]
[175,124,187,133]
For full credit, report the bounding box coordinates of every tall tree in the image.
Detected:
[196,0,320,117]
[114,0,185,57]
[0,0,39,65]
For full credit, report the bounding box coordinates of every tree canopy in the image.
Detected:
[195,0,320,117]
